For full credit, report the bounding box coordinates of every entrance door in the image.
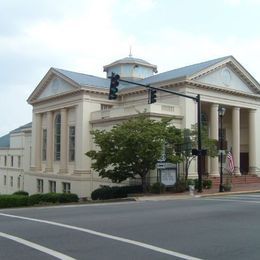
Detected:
[240,153,249,175]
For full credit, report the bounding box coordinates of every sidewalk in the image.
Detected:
[134,183,260,201]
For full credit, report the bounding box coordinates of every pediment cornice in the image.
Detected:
[189,56,260,94]
[27,68,81,104]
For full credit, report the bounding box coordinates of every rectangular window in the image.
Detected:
[42,129,47,161]
[18,156,21,168]
[55,114,61,161]
[10,176,13,187]
[69,126,75,161]
[11,156,14,167]
[4,156,7,166]
[49,181,56,193]
[4,175,6,185]
[37,179,44,193]
[62,182,71,193]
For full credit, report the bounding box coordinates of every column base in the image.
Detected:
[248,166,257,175]
[209,172,220,177]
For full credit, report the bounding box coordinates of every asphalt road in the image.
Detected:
[0,193,260,260]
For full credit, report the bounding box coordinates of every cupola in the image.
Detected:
[103,53,157,81]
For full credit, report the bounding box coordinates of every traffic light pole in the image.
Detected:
[111,76,203,192]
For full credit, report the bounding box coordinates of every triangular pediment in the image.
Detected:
[27,68,80,103]
[190,56,260,94]
[38,77,76,99]
[194,65,255,93]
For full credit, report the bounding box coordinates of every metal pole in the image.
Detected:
[219,114,224,192]
[197,94,202,192]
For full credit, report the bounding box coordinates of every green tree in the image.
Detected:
[86,115,181,192]
[174,124,218,180]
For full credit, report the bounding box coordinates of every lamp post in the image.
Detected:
[218,106,226,192]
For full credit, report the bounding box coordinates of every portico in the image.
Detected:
[203,102,257,177]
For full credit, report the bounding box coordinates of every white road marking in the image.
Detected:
[0,232,75,260]
[0,213,203,260]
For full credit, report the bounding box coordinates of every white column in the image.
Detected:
[232,107,241,176]
[210,104,219,177]
[74,103,89,174]
[31,112,42,171]
[46,111,53,172]
[249,109,256,175]
[60,108,68,174]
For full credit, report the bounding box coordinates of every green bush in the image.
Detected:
[173,179,187,193]
[194,179,213,190]
[151,182,166,194]
[13,191,29,196]
[91,186,128,200]
[0,195,29,208]
[58,193,79,203]
[28,193,79,205]
[119,185,143,194]
[28,194,45,205]
[203,179,212,189]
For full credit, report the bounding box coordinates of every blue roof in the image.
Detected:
[140,56,230,85]
[54,68,110,89]
[0,133,10,148]
[0,122,32,148]
[11,122,32,134]
[54,56,230,91]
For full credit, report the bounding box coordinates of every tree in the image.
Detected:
[86,115,181,192]
[174,124,218,181]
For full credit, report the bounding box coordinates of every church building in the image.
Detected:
[0,55,260,197]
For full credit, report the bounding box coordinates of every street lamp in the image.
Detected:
[218,106,226,192]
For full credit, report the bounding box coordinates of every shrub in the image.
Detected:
[173,179,187,193]
[110,187,127,198]
[203,179,212,189]
[28,194,45,205]
[13,191,29,196]
[151,182,166,194]
[58,193,79,203]
[0,195,29,208]
[119,185,143,194]
[91,186,128,200]
[28,193,79,205]
[194,179,213,190]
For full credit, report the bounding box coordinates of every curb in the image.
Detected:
[197,189,260,198]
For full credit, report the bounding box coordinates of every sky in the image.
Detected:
[0,0,260,136]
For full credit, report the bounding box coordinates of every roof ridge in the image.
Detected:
[53,68,107,80]
[140,55,232,84]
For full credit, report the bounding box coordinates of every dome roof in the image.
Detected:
[103,56,157,73]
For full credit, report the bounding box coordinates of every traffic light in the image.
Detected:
[148,89,157,104]
[109,73,120,100]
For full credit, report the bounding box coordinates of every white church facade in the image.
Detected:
[0,55,260,198]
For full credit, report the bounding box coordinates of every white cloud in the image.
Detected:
[1,0,260,136]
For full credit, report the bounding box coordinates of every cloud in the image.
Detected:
[0,0,260,136]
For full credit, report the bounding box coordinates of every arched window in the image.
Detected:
[54,114,61,161]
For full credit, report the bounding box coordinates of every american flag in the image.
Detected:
[226,151,234,173]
